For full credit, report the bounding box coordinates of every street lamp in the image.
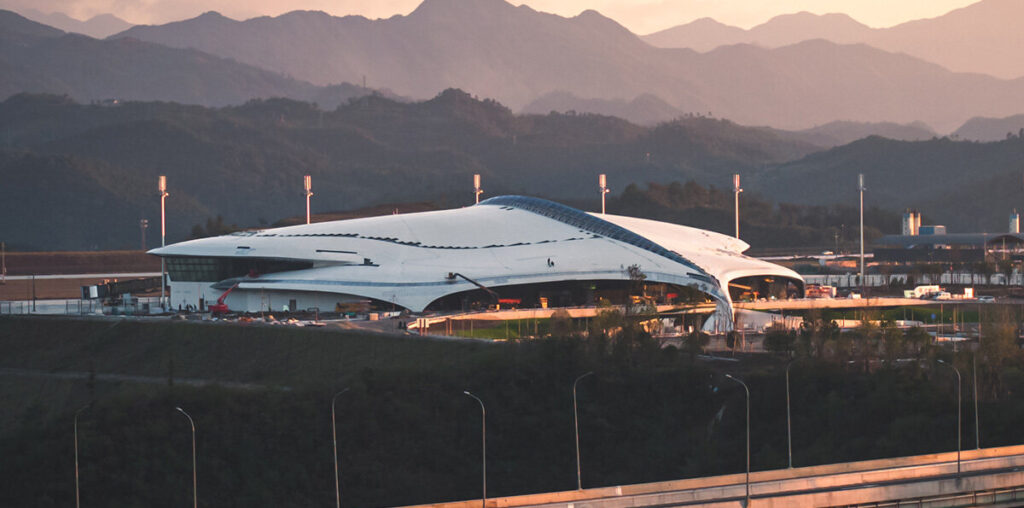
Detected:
[785,360,797,469]
[139,219,148,251]
[463,391,486,508]
[858,174,865,291]
[937,360,962,476]
[159,176,169,310]
[474,174,483,205]
[175,407,198,508]
[304,175,313,225]
[74,403,91,508]
[599,174,610,214]
[725,374,750,506]
[331,388,350,508]
[572,371,594,490]
[733,174,743,239]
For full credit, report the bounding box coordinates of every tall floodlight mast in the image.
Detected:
[733,174,743,239]
[599,174,610,214]
[304,175,313,225]
[474,174,483,204]
[159,176,168,310]
[858,174,866,290]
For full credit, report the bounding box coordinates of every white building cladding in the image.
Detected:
[150,196,802,328]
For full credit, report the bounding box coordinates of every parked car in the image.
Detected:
[978,295,996,303]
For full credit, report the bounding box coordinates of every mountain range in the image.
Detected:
[105,0,1024,132]
[16,8,132,38]
[0,11,387,109]
[643,0,1024,80]
[0,91,820,250]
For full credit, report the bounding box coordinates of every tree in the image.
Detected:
[763,324,796,356]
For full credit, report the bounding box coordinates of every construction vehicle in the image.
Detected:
[209,282,240,315]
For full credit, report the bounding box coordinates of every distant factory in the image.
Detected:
[873,210,1024,263]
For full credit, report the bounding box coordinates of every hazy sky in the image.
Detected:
[3,0,982,33]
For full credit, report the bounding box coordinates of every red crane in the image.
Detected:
[208,282,240,315]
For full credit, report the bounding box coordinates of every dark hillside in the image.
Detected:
[0,92,819,250]
[3,316,1023,506]
[753,135,1024,233]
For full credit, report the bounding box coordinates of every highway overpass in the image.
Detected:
[401,445,1024,507]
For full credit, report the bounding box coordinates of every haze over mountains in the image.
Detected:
[644,0,1024,80]
[17,8,132,38]
[0,11,385,109]
[106,0,1024,131]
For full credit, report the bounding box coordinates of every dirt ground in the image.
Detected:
[1,250,159,276]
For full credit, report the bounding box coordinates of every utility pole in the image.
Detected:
[733,174,743,239]
[858,174,866,291]
[304,175,313,225]
[599,174,610,214]
[474,174,483,205]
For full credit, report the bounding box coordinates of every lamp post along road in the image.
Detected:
[572,371,594,490]
[785,360,796,469]
[175,407,197,508]
[463,391,486,508]
[331,388,350,508]
[725,374,751,506]
[973,353,980,449]
[74,403,91,508]
[938,360,962,476]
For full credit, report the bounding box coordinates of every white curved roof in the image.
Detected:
[150,196,801,321]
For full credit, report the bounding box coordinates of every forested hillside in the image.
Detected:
[0,91,818,250]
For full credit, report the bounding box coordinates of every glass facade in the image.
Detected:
[166,256,313,282]
[480,195,708,280]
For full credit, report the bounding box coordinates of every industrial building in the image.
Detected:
[874,210,1024,263]
[149,196,803,329]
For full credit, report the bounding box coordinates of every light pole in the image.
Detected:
[304,175,313,225]
[572,371,594,490]
[331,388,350,508]
[74,403,91,508]
[725,374,750,506]
[973,353,980,449]
[937,360,962,476]
[474,174,483,205]
[139,219,148,251]
[599,174,610,214]
[159,176,169,310]
[785,360,797,469]
[733,174,743,239]
[858,173,865,291]
[463,391,486,508]
[175,407,198,508]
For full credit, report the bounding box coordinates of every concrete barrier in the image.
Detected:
[398,445,1024,508]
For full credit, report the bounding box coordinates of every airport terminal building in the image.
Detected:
[150,196,802,329]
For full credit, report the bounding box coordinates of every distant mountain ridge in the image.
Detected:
[953,114,1024,142]
[521,92,683,126]
[109,0,1024,131]
[0,10,393,108]
[18,8,132,38]
[0,91,820,250]
[644,0,1024,79]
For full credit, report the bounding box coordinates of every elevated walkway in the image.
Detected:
[400,445,1024,507]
